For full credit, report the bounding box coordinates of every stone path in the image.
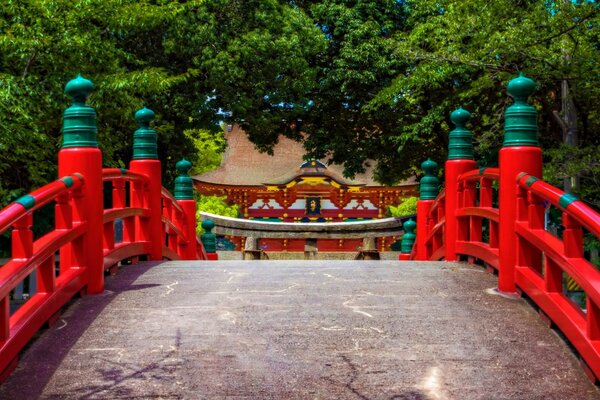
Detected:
[1,260,598,399]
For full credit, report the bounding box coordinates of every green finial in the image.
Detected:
[201,219,217,253]
[174,159,194,200]
[448,107,474,160]
[420,159,440,200]
[61,74,98,148]
[400,218,416,253]
[503,74,538,147]
[132,107,158,159]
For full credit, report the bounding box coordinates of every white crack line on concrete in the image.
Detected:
[343,299,373,318]
[322,326,346,331]
[151,345,165,353]
[323,273,335,278]
[161,281,179,297]
[219,311,236,324]
[226,271,247,284]
[352,339,363,356]
[56,318,68,330]
[247,283,299,294]
[370,327,384,334]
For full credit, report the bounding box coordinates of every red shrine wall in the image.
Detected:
[194,179,418,252]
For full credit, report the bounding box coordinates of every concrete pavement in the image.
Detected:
[1,260,598,399]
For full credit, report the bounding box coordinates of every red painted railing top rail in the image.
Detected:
[161,186,185,215]
[0,173,89,377]
[514,172,600,380]
[427,188,445,219]
[517,173,600,238]
[102,168,150,184]
[0,174,84,234]
[458,167,500,183]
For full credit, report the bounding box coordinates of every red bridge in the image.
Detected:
[0,75,599,398]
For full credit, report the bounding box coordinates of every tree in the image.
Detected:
[196,195,239,236]
[0,0,194,206]
[388,196,418,218]
[369,0,600,204]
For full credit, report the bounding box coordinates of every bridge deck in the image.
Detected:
[1,260,598,399]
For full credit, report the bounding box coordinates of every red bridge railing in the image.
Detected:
[454,168,500,270]
[404,75,600,381]
[0,175,88,379]
[0,75,216,380]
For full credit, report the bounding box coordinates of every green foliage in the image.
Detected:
[183,127,226,176]
[369,0,600,182]
[196,195,239,235]
[0,0,195,206]
[545,144,600,209]
[388,196,418,217]
[2,0,600,213]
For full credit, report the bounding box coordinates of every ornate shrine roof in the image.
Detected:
[194,125,416,187]
[264,160,362,187]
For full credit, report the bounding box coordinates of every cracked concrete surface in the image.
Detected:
[1,260,599,399]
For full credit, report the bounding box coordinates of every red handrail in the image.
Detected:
[0,175,84,235]
[422,189,446,260]
[514,173,600,379]
[102,168,149,184]
[453,167,501,269]
[517,173,600,237]
[161,186,185,215]
[0,174,88,377]
[458,167,500,182]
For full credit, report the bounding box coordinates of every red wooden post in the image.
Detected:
[562,213,583,258]
[58,75,104,294]
[416,201,433,260]
[445,108,477,260]
[12,214,33,261]
[56,191,73,275]
[415,159,439,260]
[37,257,56,294]
[174,159,198,260]
[129,108,162,260]
[498,75,543,293]
[587,299,600,341]
[0,296,8,343]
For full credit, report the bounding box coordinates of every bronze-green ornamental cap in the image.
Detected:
[201,219,215,233]
[450,107,471,127]
[135,107,155,127]
[448,107,474,160]
[132,107,158,159]
[61,74,97,148]
[176,159,192,175]
[174,159,194,200]
[65,74,94,103]
[503,73,538,147]
[507,73,535,101]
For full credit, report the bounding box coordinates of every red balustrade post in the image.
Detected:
[415,159,439,260]
[174,159,198,260]
[57,75,104,294]
[498,75,543,293]
[445,108,477,261]
[55,191,73,275]
[129,107,162,260]
[0,296,8,343]
[562,213,583,258]
[11,214,33,261]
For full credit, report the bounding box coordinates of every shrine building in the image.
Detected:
[193,125,418,252]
